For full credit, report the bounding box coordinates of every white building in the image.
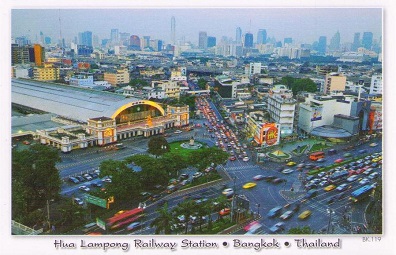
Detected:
[245,62,262,76]
[298,94,354,134]
[266,85,296,136]
[369,74,382,94]
[69,74,94,88]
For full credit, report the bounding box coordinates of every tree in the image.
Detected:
[12,144,61,224]
[197,78,207,90]
[99,159,141,201]
[150,203,174,234]
[188,147,228,170]
[129,78,148,87]
[173,199,196,234]
[288,226,313,234]
[147,136,170,157]
[290,78,317,95]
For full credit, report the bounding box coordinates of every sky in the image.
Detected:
[11,8,382,46]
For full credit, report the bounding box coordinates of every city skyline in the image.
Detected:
[12,8,382,46]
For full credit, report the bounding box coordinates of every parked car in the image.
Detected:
[79,185,90,192]
[68,177,80,184]
[73,197,84,205]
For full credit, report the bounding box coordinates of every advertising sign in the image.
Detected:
[265,125,279,145]
[311,107,323,121]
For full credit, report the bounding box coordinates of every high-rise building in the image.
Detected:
[207,36,216,48]
[257,29,267,44]
[33,44,45,66]
[329,31,340,51]
[79,31,93,47]
[129,35,141,50]
[244,33,253,48]
[362,32,373,50]
[284,37,292,45]
[199,31,208,49]
[142,36,150,49]
[369,74,382,94]
[171,16,176,45]
[110,29,119,44]
[236,27,242,44]
[352,32,360,51]
[317,36,327,55]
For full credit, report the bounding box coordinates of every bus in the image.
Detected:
[309,151,325,161]
[106,208,144,230]
[349,185,375,203]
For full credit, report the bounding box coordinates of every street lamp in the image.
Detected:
[327,207,335,234]
[230,176,237,222]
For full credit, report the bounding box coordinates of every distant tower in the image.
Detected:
[244,33,253,48]
[318,36,327,55]
[236,27,242,44]
[362,32,373,50]
[329,31,340,51]
[171,16,176,45]
[199,31,208,49]
[257,29,267,44]
[352,32,361,51]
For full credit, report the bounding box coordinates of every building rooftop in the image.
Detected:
[12,79,141,122]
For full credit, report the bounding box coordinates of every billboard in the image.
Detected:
[311,107,323,121]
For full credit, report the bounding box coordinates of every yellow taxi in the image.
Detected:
[324,184,336,192]
[286,161,297,166]
[298,210,312,220]
[242,182,257,189]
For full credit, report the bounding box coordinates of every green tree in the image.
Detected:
[57,200,86,228]
[197,78,207,90]
[188,147,228,170]
[147,136,170,157]
[12,144,61,224]
[150,203,174,234]
[280,76,295,89]
[99,159,141,201]
[290,78,317,95]
[173,199,196,234]
[288,226,313,234]
[129,78,148,87]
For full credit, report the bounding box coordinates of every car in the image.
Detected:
[269,222,285,233]
[126,222,143,231]
[229,156,236,161]
[192,172,203,179]
[304,189,318,199]
[326,196,336,204]
[319,180,329,187]
[243,182,257,189]
[219,208,231,216]
[179,174,189,180]
[68,177,80,184]
[286,161,296,166]
[174,130,182,134]
[272,178,286,184]
[242,157,250,162]
[336,183,351,191]
[291,203,301,212]
[343,153,352,158]
[298,210,312,220]
[253,175,266,181]
[316,158,327,163]
[369,143,378,147]
[369,172,379,179]
[150,194,162,201]
[195,198,209,205]
[243,221,261,232]
[267,206,282,218]
[102,177,112,183]
[334,158,344,163]
[79,185,90,192]
[222,188,234,197]
[347,175,359,182]
[91,181,103,188]
[328,149,337,155]
[73,197,84,205]
[76,176,85,182]
[279,210,294,220]
[324,184,336,192]
[359,178,370,185]
[83,173,93,181]
[140,192,152,200]
[305,183,318,190]
[157,199,168,207]
[180,179,190,186]
[264,176,277,181]
[281,169,294,174]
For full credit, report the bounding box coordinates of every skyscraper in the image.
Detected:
[352,32,360,51]
[79,31,92,47]
[110,29,119,43]
[129,35,141,50]
[236,27,242,44]
[284,37,292,45]
[199,31,208,49]
[362,32,373,50]
[257,29,267,44]
[244,33,253,48]
[171,16,176,45]
[207,36,216,48]
[329,31,340,51]
[317,36,327,55]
